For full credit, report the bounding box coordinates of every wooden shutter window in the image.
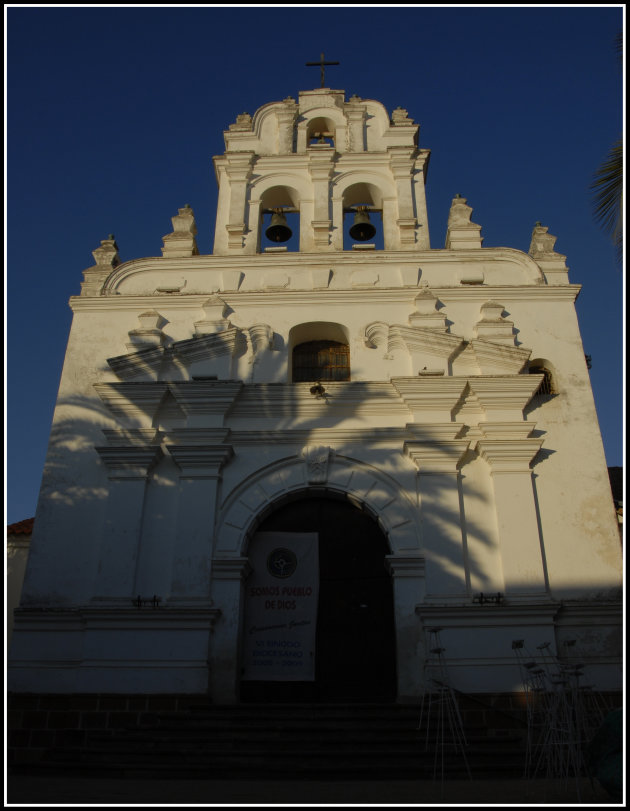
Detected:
[293,340,350,382]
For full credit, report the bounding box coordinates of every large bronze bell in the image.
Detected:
[265,210,292,243]
[349,208,376,241]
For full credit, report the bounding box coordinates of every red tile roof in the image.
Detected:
[7,517,35,535]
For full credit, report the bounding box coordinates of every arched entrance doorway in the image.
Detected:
[240,492,397,703]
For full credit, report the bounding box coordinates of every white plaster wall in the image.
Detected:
[17,253,621,617]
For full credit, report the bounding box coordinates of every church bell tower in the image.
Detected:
[212,87,430,254]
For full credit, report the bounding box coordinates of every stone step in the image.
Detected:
[83,726,515,748]
[26,703,526,780]
[143,702,502,730]
[20,759,487,781]
[183,703,425,720]
[40,746,520,779]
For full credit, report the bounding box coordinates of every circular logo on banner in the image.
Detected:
[267,548,298,579]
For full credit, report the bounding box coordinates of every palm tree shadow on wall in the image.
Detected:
[10,358,622,698]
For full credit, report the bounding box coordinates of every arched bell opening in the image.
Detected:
[306,116,336,148]
[342,181,385,250]
[239,489,397,703]
[259,185,300,253]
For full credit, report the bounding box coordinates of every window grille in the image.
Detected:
[529,366,554,396]
[293,340,350,382]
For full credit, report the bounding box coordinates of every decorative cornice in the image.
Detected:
[107,328,248,382]
[404,439,470,472]
[94,378,545,431]
[166,444,234,477]
[365,324,531,376]
[555,599,623,623]
[385,555,426,577]
[94,382,169,421]
[14,605,221,629]
[391,377,468,419]
[416,601,561,623]
[468,339,531,374]
[95,445,164,479]
[107,346,165,380]
[404,423,468,441]
[479,422,537,440]
[168,381,243,419]
[162,428,230,445]
[467,376,543,415]
[101,429,163,446]
[70,284,582,312]
[225,427,410,445]
[86,246,567,297]
[475,438,544,472]
[230,381,410,420]
[211,557,252,581]
[389,325,462,358]
[171,327,246,365]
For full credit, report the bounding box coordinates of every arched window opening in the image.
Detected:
[293,340,350,382]
[529,363,556,396]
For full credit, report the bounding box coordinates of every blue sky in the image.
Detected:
[6,5,624,525]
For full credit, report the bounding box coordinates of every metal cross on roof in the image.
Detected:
[305,52,340,88]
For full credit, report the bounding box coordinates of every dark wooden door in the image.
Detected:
[241,495,396,703]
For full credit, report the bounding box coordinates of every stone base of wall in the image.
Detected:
[7,693,213,766]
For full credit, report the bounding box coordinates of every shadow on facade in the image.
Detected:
[9,372,622,699]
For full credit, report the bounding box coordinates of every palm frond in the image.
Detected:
[591,139,623,257]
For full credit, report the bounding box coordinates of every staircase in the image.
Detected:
[23,702,527,780]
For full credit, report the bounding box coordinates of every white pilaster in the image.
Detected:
[476,437,547,598]
[93,445,164,602]
[389,147,417,250]
[209,557,252,703]
[405,437,470,599]
[385,555,426,699]
[224,152,254,251]
[308,148,334,251]
[167,439,234,606]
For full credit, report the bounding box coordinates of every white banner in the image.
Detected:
[242,532,319,681]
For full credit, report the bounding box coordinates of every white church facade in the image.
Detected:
[8,87,622,705]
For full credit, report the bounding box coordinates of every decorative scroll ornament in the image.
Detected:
[302,445,333,484]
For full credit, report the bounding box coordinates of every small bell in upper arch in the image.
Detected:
[349,207,376,242]
[265,210,292,243]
